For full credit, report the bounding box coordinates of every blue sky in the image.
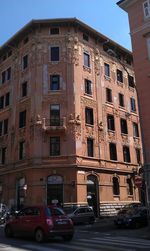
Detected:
[0,0,131,50]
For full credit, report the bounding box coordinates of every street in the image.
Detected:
[1,219,150,251]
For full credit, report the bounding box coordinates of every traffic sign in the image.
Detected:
[134,175,142,188]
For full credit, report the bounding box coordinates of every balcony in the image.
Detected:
[42,117,66,133]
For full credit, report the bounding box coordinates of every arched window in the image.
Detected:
[113,177,120,195]
[127,178,133,195]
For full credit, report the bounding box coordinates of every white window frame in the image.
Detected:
[143,0,150,19]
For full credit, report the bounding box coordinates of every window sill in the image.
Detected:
[85,123,94,127]
[83,65,91,73]
[104,75,111,81]
[117,81,123,87]
[84,93,93,97]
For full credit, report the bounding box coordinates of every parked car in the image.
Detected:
[63,205,95,224]
[116,203,143,216]
[114,206,148,229]
[4,205,74,242]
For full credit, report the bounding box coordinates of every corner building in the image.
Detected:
[0,18,142,216]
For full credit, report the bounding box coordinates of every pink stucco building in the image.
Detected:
[0,18,142,216]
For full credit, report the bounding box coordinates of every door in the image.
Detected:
[87,175,99,217]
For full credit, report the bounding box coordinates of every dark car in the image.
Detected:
[63,205,95,224]
[114,206,148,228]
[4,205,74,242]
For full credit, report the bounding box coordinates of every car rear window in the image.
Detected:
[46,207,65,217]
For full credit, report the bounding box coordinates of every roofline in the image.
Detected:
[117,0,137,11]
[0,17,132,56]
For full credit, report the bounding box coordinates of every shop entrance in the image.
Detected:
[87,175,99,217]
[47,175,63,206]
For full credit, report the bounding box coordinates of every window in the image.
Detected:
[50,137,60,156]
[109,143,117,161]
[51,47,59,61]
[87,138,94,157]
[104,63,110,77]
[130,97,136,112]
[2,71,6,84]
[19,110,26,128]
[3,119,8,135]
[123,146,131,163]
[22,55,28,69]
[1,67,11,84]
[50,75,60,91]
[118,93,124,107]
[7,67,11,81]
[50,28,59,35]
[0,147,6,164]
[21,81,27,97]
[135,148,141,164]
[127,178,133,196]
[85,107,94,125]
[83,33,89,41]
[0,96,4,109]
[106,88,112,103]
[117,69,123,83]
[23,37,29,44]
[128,74,135,88]
[133,122,139,137]
[85,79,92,95]
[120,118,128,134]
[19,141,25,160]
[50,104,60,126]
[143,0,150,18]
[113,177,120,196]
[5,92,10,106]
[0,119,8,136]
[107,114,115,131]
[84,52,90,68]
[0,93,10,109]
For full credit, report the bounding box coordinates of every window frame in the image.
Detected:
[83,52,90,68]
[50,46,60,62]
[50,136,60,156]
[85,107,94,125]
[50,74,60,91]
[118,93,124,107]
[120,118,128,135]
[109,143,117,161]
[107,114,115,131]
[87,138,94,157]
[116,69,123,83]
[123,145,131,163]
[104,63,110,77]
[106,88,112,103]
[85,79,92,95]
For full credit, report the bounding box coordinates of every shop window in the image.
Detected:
[109,143,117,161]
[84,52,90,68]
[117,69,123,83]
[50,47,59,61]
[104,63,110,77]
[107,114,115,131]
[113,177,120,195]
[87,138,94,157]
[50,137,60,156]
[133,122,139,137]
[19,140,25,160]
[106,88,112,103]
[127,178,133,196]
[85,107,94,125]
[123,145,131,163]
[50,75,60,91]
[120,118,128,134]
[118,93,124,107]
[85,79,92,95]
[19,110,26,128]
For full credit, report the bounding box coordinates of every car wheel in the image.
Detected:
[35,228,45,243]
[63,234,73,241]
[5,225,13,238]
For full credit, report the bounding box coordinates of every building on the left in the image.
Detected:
[0,18,143,216]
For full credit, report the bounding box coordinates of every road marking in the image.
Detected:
[22,244,62,251]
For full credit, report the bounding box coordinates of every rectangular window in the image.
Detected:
[50,27,59,35]
[84,52,90,67]
[85,107,94,125]
[50,137,60,156]
[19,110,26,128]
[143,0,150,18]
[133,122,139,137]
[118,93,124,107]
[22,81,27,97]
[130,97,136,112]
[104,63,110,77]
[135,148,141,164]
[51,47,59,61]
[50,75,60,90]
[0,121,2,136]
[120,118,128,134]
[106,88,112,103]
[50,104,60,126]
[0,96,4,109]
[123,145,131,163]
[1,67,11,83]
[117,69,123,83]
[147,37,150,60]
[0,147,6,164]
[87,138,94,157]
[0,119,8,136]
[3,119,8,135]
[7,67,11,81]
[5,92,10,106]
[83,33,89,41]
[85,79,92,95]
[22,55,28,69]
[19,141,25,160]
[2,71,6,84]
[109,143,117,161]
[128,74,135,88]
[107,114,115,131]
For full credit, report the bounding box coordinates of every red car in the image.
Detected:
[4,205,74,242]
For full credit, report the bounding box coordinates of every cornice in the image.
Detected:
[117,0,138,11]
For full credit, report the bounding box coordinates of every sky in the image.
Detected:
[0,0,131,51]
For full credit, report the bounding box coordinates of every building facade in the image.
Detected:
[0,18,142,216]
[117,0,150,209]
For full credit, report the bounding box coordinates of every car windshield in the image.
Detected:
[46,207,65,217]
